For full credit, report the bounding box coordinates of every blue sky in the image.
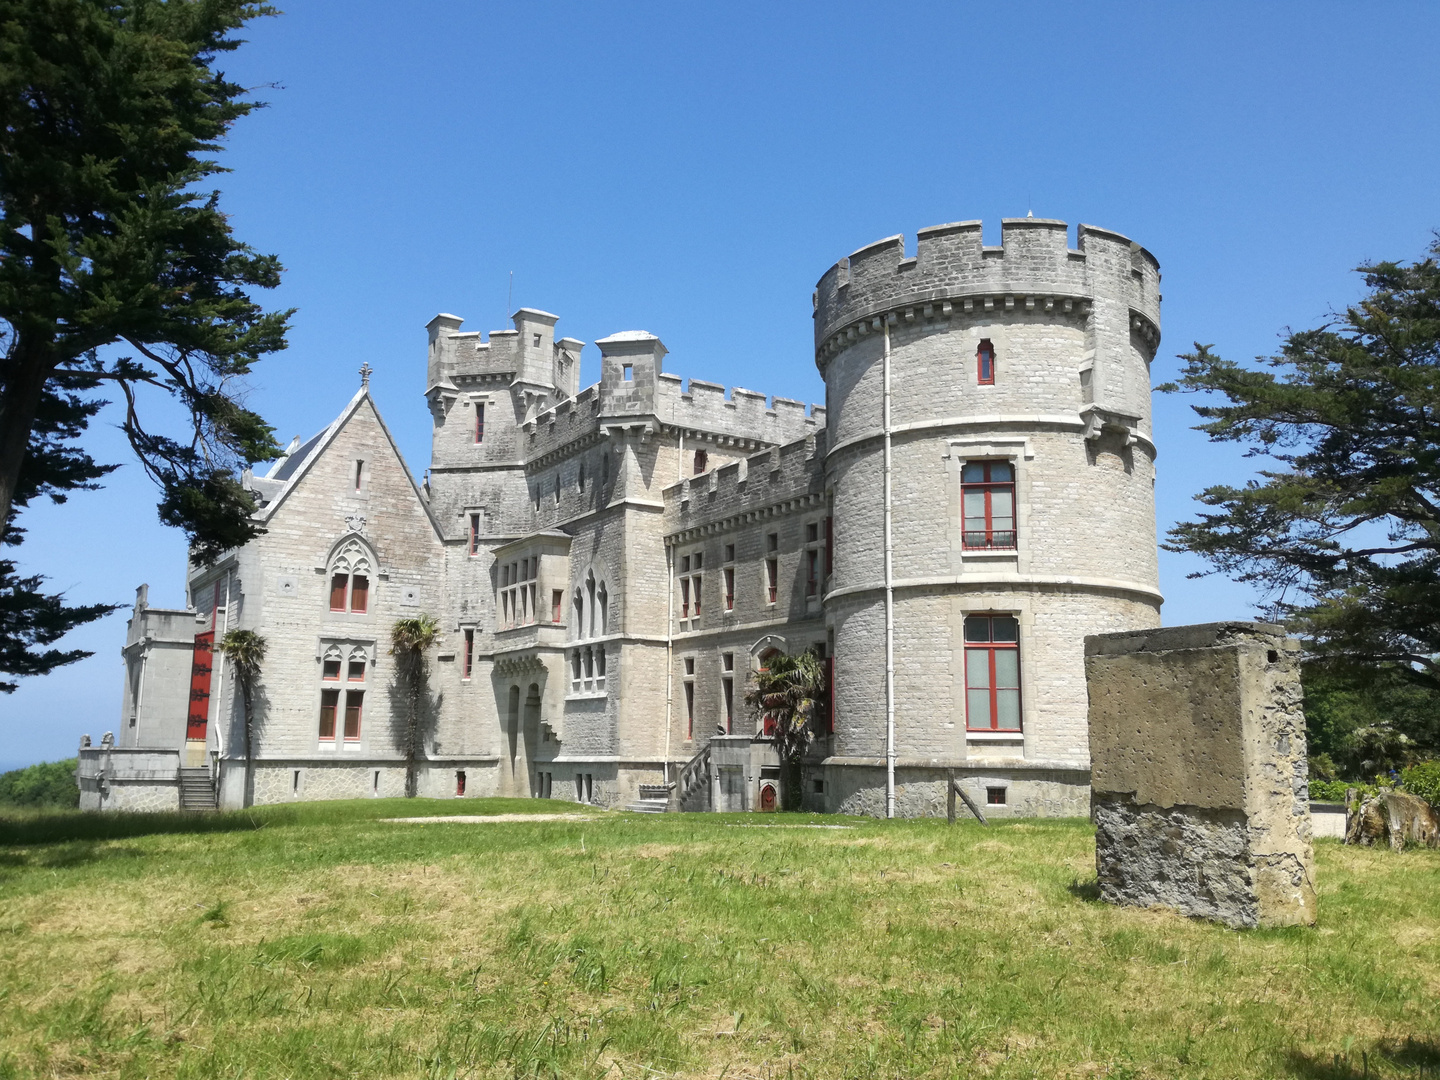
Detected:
[3,1,1438,769]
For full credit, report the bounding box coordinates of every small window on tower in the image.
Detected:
[532,333,541,347]
[354,460,364,492]
[622,364,633,381]
[977,339,996,385]
[475,403,485,444]
[693,449,707,475]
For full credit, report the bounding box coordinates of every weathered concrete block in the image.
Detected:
[1084,622,1315,928]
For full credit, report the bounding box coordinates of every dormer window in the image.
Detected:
[977,339,995,385]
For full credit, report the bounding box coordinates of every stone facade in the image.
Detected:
[1085,622,1316,928]
[100,217,1165,817]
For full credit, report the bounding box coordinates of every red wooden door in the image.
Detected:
[187,631,214,740]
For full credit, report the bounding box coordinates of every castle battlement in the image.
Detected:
[662,427,827,541]
[813,219,1161,369]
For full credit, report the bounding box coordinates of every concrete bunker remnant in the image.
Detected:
[1084,622,1316,929]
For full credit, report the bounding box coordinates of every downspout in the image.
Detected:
[883,318,896,819]
[663,544,674,785]
[212,568,232,761]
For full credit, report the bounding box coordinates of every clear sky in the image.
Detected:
[2,1,1438,770]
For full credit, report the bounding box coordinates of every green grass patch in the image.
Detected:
[0,799,1436,1078]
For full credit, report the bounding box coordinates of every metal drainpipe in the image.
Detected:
[883,318,897,819]
[211,569,233,773]
[663,544,674,786]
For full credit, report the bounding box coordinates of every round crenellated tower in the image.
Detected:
[813,218,1163,818]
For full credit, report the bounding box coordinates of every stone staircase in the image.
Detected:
[676,742,713,812]
[178,767,218,812]
[624,783,673,814]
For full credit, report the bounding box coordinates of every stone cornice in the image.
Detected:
[665,489,828,547]
[824,572,1163,605]
[825,413,1156,459]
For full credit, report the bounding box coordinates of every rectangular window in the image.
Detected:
[693,449,707,475]
[824,517,833,576]
[330,573,349,611]
[552,590,563,623]
[349,574,369,613]
[344,690,363,740]
[722,675,734,733]
[685,681,695,739]
[347,659,366,681]
[961,462,1016,550]
[680,577,690,619]
[322,658,341,681]
[806,549,819,596]
[806,522,818,544]
[692,574,701,617]
[475,403,485,443]
[724,542,735,562]
[463,628,474,679]
[964,615,1021,731]
[987,786,1007,805]
[977,338,995,385]
[457,770,467,796]
[319,688,339,739]
[469,513,482,555]
[766,558,778,604]
[724,566,735,611]
[354,460,364,492]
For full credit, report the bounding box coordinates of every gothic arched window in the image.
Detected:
[328,539,372,613]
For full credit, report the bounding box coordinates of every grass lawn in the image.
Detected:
[1,800,1437,1079]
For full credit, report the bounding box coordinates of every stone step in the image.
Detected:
[624,799,670,814]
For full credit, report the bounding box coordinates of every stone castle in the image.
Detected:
[79,217,1163,816]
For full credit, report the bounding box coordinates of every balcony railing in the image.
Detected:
[962,530,1017,550]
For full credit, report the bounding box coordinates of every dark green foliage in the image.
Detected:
[0,0,290,689]
[1303,663,1440,779]
[0,757,78,807]
[1401,761,1440,808]
[743,648,827,809]
[1163,236,1440,693]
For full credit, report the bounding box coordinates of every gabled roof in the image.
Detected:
[250,386,442,539]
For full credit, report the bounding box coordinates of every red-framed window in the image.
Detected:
[964,615,1021,731]
[347,659,365,681]
[329,573,369,612]
[552,590,563,623]
[457,770,467,795]
[343,690,363,740]
[723,566,735,611]
[475,403,485,444]
[322,658,341,681]
[961,461,1016,550]
[318,688,339,740]
[977,339,995,385]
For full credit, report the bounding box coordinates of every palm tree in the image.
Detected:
[391,614,439,798]
[216,629,267,808]
[744,649,827,810]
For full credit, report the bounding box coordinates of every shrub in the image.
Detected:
[0,759,80,809]
[1401,761,1440,808]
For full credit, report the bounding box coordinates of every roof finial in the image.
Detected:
[359,362,372,388]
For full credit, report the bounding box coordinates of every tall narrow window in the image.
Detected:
[724,567,735,611]
[344,690,364,740]
[824,516,833,577]
[683,657,696,739]
[693,449,707,475]
[354,460,365,492]
[964,615,1021,731]
[961,462,1016,550]
[330,573,349,611]
[463,628,474,679]
[318,689,339,740]
[475,403,485,444]
[552,590,563,623]
[469,513,482,555]
[721,652,734,733]
[578,460,586,492]
[349,574,369,613]
[977,339,996,385]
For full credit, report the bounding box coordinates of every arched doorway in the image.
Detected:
[759,782,778,811]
